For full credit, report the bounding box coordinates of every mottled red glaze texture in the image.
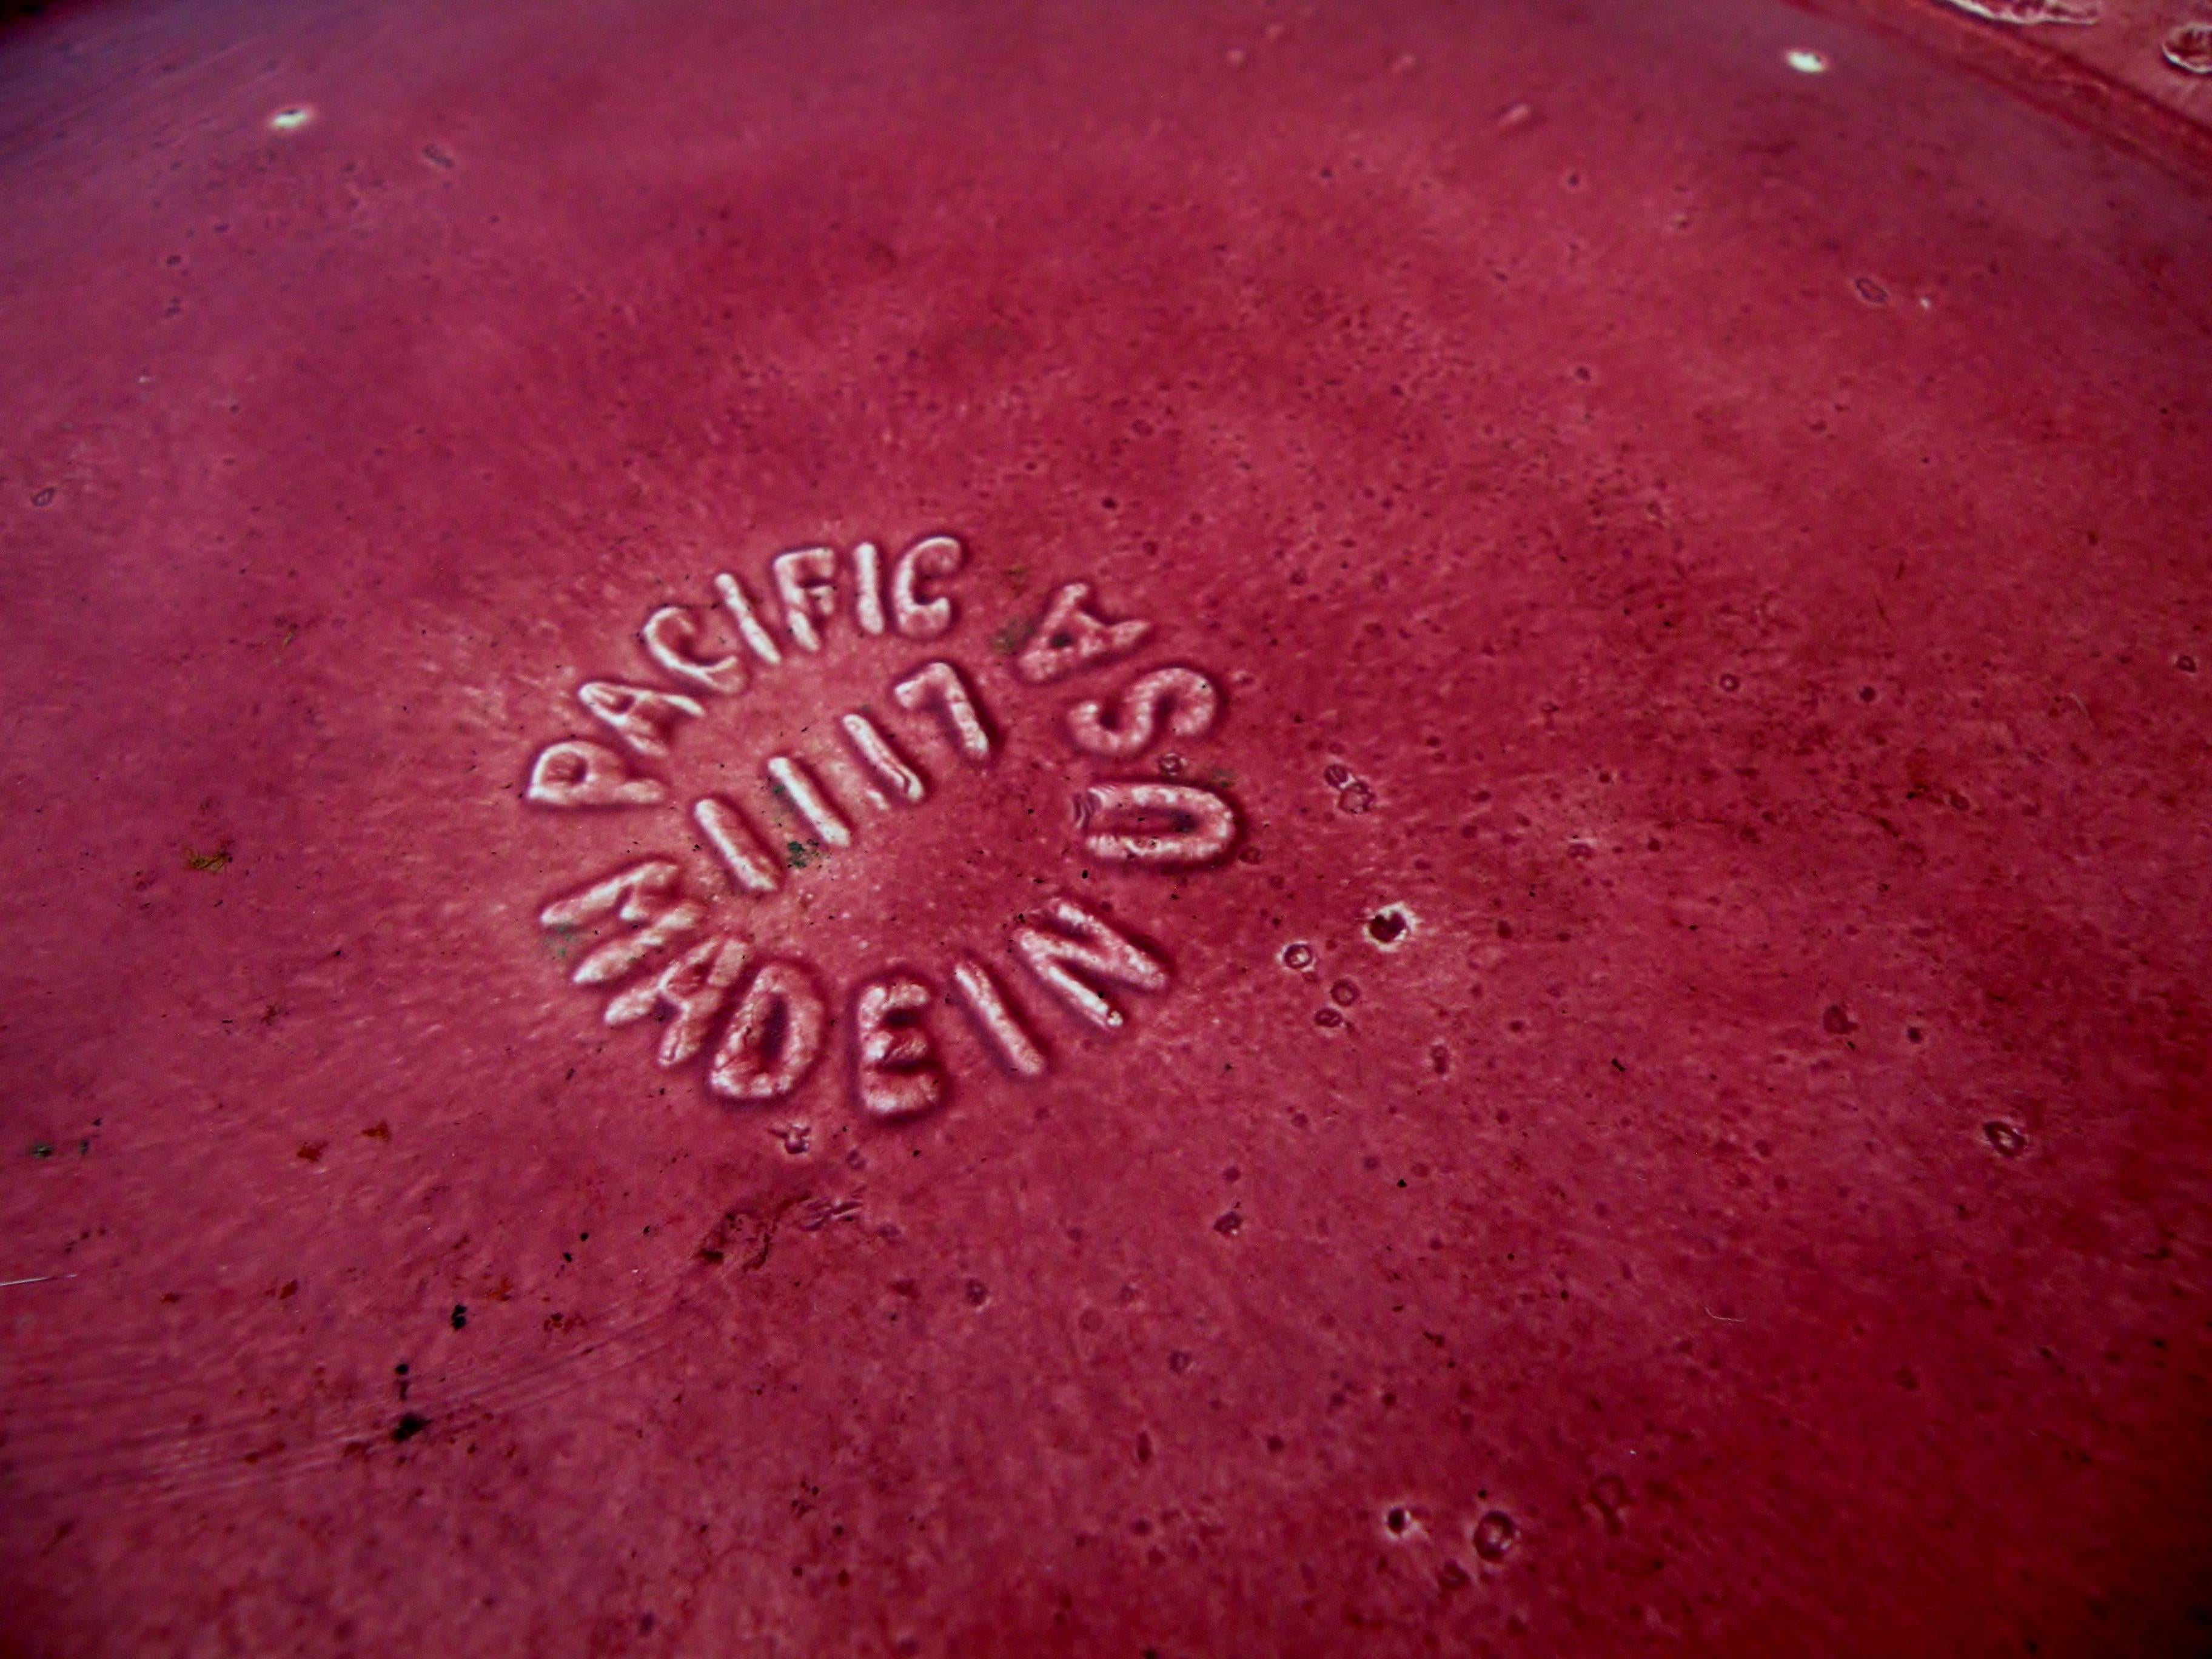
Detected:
[1832,0,2212,167]
[3,1,2210,1655]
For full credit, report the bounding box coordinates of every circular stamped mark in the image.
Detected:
[520,534,1240,1131]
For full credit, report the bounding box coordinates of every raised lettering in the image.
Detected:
[1013,581,1150,684]
[772,546,839,653]
[578,681,704,760]
[714,569,784,666]
[839,712,927,805]
[890,534,964,640]
[606,934,751,1067]
[893,660,993,763]
[708,960,828,1102]
[693,796,782,894]
[540,861,705,988]
[853,541,887,636]
[641,606,745,695]
[766,756,852,849]
[1078,782,1238,867]
[853,973,947,1119]
[950,956,1047,1077]
[1010,896,1168,1031]
[1065,665,1219,757]
[527,740,666,809]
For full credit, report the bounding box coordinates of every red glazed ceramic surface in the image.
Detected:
[4,2,2210,1654]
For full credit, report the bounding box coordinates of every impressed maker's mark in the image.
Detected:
[520,534,1241,1129]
